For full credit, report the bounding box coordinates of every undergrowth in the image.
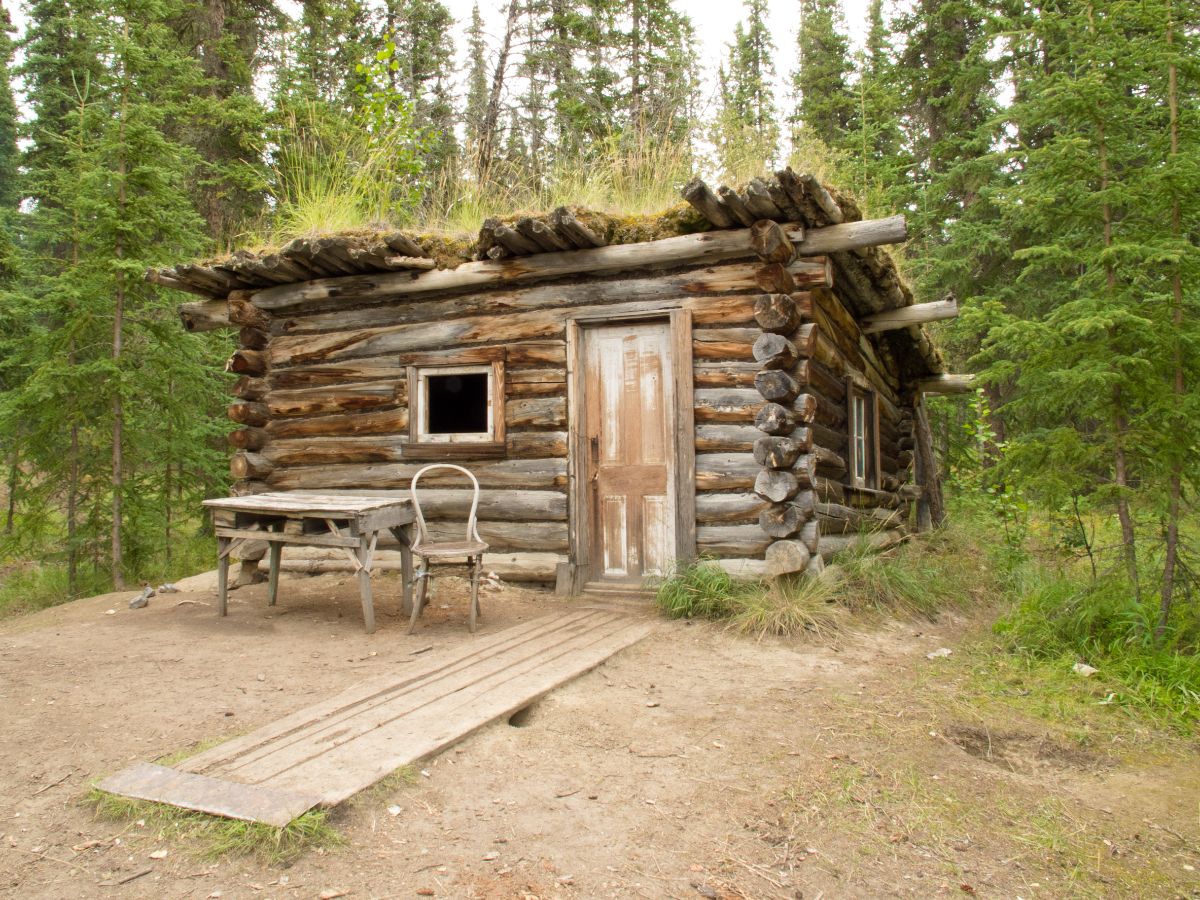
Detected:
[85,788,343,865]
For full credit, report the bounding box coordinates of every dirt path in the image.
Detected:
[1,573,1197,898]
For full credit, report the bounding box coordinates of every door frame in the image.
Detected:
[560,308,696,594]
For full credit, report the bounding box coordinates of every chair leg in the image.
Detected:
[468,555,481,634]
[407,561,428,635]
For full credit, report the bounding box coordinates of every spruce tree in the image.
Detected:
[791,0,855,150]
[712,0,778,178]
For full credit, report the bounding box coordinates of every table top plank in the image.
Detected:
[203,492,412,519]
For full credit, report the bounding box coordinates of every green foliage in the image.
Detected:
[711,0,779,180]
[85,789,342,864]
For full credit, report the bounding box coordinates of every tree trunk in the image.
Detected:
[476,1,518,183]
[1157,8,1183,641]
[111,41,128,591]
[1112,398,1139,600]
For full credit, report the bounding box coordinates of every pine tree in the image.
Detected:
[462,3,489,165]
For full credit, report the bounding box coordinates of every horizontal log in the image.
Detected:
[816,502,906,535]
[260,432,566,466]
[696,453,759,491]
[228,296,271,330]
[266,407,408,439]
[266,382,400,418]
[795,216,906,256]
[715,558,768,579]
[918,374,976,394]
[268,293,776,368]
[239,327,269,350]
[698,525,771,556]
[695,492,769,525]
[694,389,762,424]
[250,227,841,311]
[179,300,230,331]
[695,424,761,452]
[860,298,958,333]
[507,396,566,429]
[818,529,905,561]
[693,327,757,361]
[266,458,568,491]
[694,361,758,388]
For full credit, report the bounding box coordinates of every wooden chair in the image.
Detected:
[407,464,489,634]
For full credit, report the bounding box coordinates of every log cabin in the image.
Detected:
[154,168,969,592]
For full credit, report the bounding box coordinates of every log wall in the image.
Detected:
[225,255,833,582]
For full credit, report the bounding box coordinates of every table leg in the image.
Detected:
[357,536,375,634]
[391,525,415,616]
[267,542,282,607]
[216,537,230,617]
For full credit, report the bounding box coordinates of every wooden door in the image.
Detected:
[583,322,676,581]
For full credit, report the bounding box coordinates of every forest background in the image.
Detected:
[0,0,1196,680]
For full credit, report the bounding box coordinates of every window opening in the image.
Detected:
[427,372,488,434]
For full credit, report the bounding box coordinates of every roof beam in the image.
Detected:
[917,374,976,394]
[244,217,908,312]
[861,298,958,334]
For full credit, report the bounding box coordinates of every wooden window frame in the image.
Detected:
[845,377,880,490]
[401,348,506,459]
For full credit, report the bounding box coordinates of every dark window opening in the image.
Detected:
[427,372,489,434]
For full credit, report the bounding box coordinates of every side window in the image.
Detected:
[846,383,878,490]
[404,355,506,457]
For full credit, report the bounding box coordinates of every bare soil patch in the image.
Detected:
[1,572,1197,898]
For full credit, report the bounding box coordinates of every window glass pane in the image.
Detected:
[427,372,489,434]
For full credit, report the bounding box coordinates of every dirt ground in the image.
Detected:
[1,570,1197,899]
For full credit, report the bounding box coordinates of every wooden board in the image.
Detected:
[96,762,321,828]
[96,609,652,824]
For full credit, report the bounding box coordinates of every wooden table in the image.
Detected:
[202,492,415,634]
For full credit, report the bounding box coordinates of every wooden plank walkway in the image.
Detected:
[98,608,653,826]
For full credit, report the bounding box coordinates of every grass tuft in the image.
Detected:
[85,788,342,865]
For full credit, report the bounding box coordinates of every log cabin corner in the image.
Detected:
[154,168,971,592]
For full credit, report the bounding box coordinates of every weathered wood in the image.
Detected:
[507,396,566,429]
[813,444,847,474]
[681,178,735,227]
[694,388,762,423]
[717,186,757,227]
[693,327,757,361]
[755,370,801,404]
[232,377,269,400]
[917,374,976,394]
[267,458,567,491]
[759,502,812,538]
[179,300,230,331]
[796,215,907,255]
[696,453,760,491]
[914,400,944,529]
[743,179,785,220]
[752,333,798,370]
[754,263,795,294]
[798,173,845,224]
[813,475,846,503]
[266,407,408,439]
[754,294,802,334]
[266,382,399,418]
[861,298,958,333]
[239,327,270,350]
[230,452,273,480]
[697,525,771,556]
[549,206,606,248]
[228,296,271,330]
[754,468,799,503]
[228,349,267,376]
[695,493,768,524]
[818,529,904,561]
[228,401,270,427]
[695,424,762,452]
[765,540,810,577]
[755,402,797,435]
[753,436,803,469]
[799,519,820,553]
[228,427,268,451]
[750,220,796,265]
[694,361,758,388]
[493,224,541,256]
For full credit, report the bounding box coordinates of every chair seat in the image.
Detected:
[414,540,489,558]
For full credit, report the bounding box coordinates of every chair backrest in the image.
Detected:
[409,463,482,548]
